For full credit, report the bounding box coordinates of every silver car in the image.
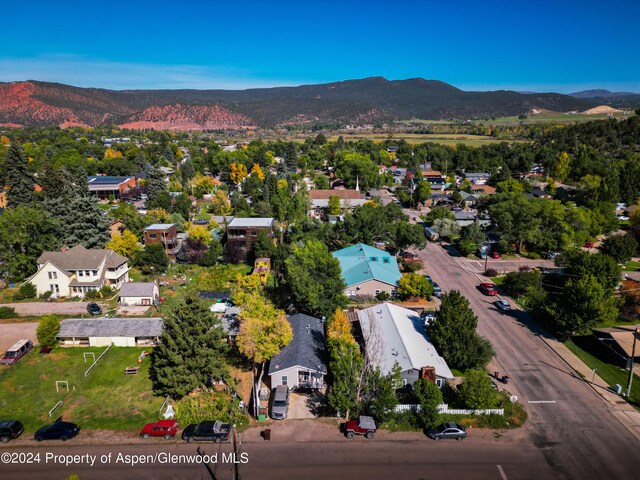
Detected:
[270,385,289,420]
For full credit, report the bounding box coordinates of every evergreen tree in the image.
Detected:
[427,290,494,370]
[5,144,35,207]
[181,157,196,184]
[150,292,229,398]
[413,378,443,427]
[146,165,167,205]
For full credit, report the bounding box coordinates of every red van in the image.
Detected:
[1,339,34,365]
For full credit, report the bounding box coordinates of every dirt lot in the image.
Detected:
[1,302,93,316]
[0,322,38,351]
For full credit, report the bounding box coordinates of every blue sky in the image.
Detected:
[1,0,638,92]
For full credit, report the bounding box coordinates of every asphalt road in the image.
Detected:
[0,432,556,480]
[415,242,639,480]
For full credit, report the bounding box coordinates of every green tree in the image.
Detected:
[180,157,196,184]
[398,273,434,300]
[146,165,167,205]
[37,315,61,348]
[557,250,622,293]
[0,206,58,280]
[423,206,454,226]
[413,181,431,205]
[413,378,443,427]
[427,290,494,370]
[5,144,35,207]
[553,151,571,182]
[135,243,169,273]
[109,202,145,238]
[457,370,498,409]
[150,293,229,398]
[253,230,276,259]
[555,274,620,336]
[432,218,460,241]
[284,240,347,318]
[327,337,363,418]
[328,195,342,216]
[601,234,638,264]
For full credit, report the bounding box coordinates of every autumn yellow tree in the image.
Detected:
[553,151,571,182]
[327,308,355,343]
[230,163,248,185]
[209,189,232,215]
[189,173,217,198]
[145,208,171,225]
[186,224,212,246]
[235,273,293,417]
[250,163,265,181]
[104,147,123,159]
[106,229,141,258]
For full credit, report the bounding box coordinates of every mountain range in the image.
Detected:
[0,77,637,130]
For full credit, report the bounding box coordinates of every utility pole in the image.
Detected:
[626,327,638,398]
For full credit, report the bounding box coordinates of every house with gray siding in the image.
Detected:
[355,303,453,387]
[268,313,326,390]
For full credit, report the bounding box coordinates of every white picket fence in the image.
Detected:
[394,404,504,415]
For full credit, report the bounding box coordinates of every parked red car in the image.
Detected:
[140,420,180,439]
[583,242,595,248]
[490,251,501,259]
[479,282,499,296]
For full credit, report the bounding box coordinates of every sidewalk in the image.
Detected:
[540,335,640,442]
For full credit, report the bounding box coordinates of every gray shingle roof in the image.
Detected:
[119,282,157,298]
[268,313,326,375]
[37,245,127,271]
[57,318,163,338]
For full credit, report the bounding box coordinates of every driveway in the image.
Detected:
[0,322,38,350]
[0,302,95,316]
[288,391,326,419]
[116,305,153,316]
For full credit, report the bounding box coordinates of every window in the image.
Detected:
[383,257,390,264]
[374,290,380,295]
[50,284,59,294]
[369,257,378,262]
[48,271,57,280]
[402,379,408,386]
[149,233,157,239]
[281,376,288,386]
[436,378,443,388]
[78,271,84,277]
[250,230,257,236]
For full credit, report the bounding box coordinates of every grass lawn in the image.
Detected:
[565,338,640,407]
[622,261,640,272]
[0,347,164,432]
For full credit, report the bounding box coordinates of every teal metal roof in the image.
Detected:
[332,243,401,288]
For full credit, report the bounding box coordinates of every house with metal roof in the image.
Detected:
[307,189,367,218]
[25,245,129,298]
[57,318,163,347]
[268,313,326,390]
[356,303,453,387]
[118,282,159,307]
[332,243,401,298]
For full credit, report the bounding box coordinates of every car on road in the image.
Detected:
[422,311,436,325]
[431,281,442,298]
[87,302,102,315]
[182,421,231,443]
[478,282,498,296]
[547,251,560,260]
[426,422,467,441]
[399,251,417,260]
[345,415,377,439]
[494,299,511,312]
[140,420,180,439]
[0,420,24,443]
[34,418,80,441]
[583,241,595,248]
[423,274,433,283]
[490,251,501,259]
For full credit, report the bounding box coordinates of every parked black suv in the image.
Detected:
[182,421,231,443]
[0,420,24,443]
[87,303,102,315]
[34,417,80,441]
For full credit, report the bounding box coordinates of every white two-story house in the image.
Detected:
[26,245,130,298]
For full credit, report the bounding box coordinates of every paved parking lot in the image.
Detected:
[0,322,38,351]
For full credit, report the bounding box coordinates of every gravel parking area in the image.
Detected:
[0,322,38,351]
[0,302,92,316]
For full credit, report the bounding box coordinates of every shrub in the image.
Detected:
[37,315,60,348]
[84,290,101,300]
[398,273,434,300]
[174,391,248,427]
[503,270,541,298]
[376,291,391,301]
[457,369,498,409]
[13,282,37,300]
[0,306,17,319]
[521,251,541,259]
[40,290,52,300]
[484,268,499,277]
[402,259,423,273]
[100,285,114,297]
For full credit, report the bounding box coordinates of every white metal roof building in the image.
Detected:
[356,303,453,386]
[57,318,163,347]
[227,218,274,228]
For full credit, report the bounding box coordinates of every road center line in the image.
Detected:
[528,400,557,404]
[497,464,508,480]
